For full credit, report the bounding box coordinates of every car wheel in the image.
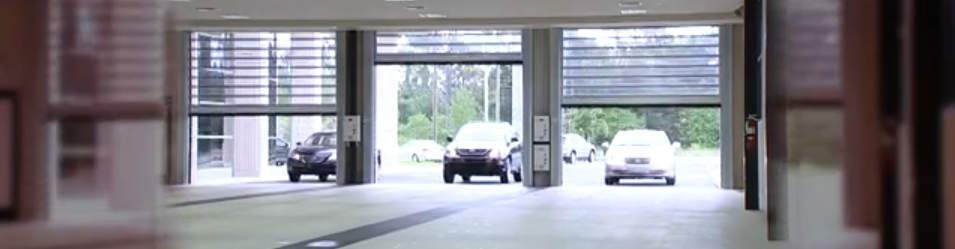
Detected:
[665,177,676,186]
[604,177,618,185]
[462,175,472,183]
[587,150,596,163]
[569,152,577,164]
[411,154,420,162]
[443,170,455,184]
[288,173,302,182]
[318,174,330,182]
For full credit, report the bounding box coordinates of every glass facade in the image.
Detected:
[190,32,337,115]
[562,26,722,106]
[376,30,522,63]
[181,27,730,184]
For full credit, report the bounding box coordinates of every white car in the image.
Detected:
[562,134,597,164]
[398,140,446,162]
[603,129,680,186]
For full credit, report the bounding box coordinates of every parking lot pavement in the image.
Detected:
[381,156,721,188]
[189,156,722,188]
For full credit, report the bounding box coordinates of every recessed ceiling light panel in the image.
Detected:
[221,15,250,19]
[618,1,642,7]
[620,9,648,14]
[405,6,426,11]
[385,0,415,2]
[418,13,447,18]
[195,7,218,12]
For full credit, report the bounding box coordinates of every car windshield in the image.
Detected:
[454,127,507,142]
[610,132,669,146]
[303,133,336,146]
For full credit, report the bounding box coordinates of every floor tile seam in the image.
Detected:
[274,187,543,249]
[167,185,344,208]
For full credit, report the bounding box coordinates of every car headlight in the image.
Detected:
[290,153,302,160]
[445,148,458,157]
[487,149,506,159]
[329,153,337,160]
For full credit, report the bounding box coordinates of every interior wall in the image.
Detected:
[731,24,746,190]
[164,30,188,185]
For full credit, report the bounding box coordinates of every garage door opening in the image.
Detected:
[561,107,721,187]
[373,29,525,185]
[186,31,339,185]
[190,115,338,185]
[376,63,524,185]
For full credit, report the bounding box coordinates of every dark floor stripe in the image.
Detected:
[275,188,541,249]
[169,185,338,208]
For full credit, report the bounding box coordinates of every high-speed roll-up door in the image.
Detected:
[189,32,337,115]
[376,30,522,63]
[562,26,721,106]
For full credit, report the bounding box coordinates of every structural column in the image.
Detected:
[719,24,745,191]
[336,30,377,184]
[228,33,270,178]
[164,28,189,185]
[521,29,562,187]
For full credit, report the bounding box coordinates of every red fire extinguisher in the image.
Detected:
[745,115,759,151]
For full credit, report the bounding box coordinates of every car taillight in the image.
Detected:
[422,149,429,152]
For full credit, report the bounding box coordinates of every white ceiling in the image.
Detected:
[171,0,743,29]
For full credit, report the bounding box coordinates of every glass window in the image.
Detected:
[377,30,521,54]
[189,32,338,115]
[562,26,721,105]
[376,30,522,63]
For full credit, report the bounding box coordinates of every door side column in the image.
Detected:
[521,29,563,187]
[336,30,377,184]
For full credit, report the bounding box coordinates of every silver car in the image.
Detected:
[562,134,597,164]
[398,140,446,162]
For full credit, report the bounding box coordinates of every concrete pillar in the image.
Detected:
[290,32,323,142]
[376,65,399,167]
[720,25,745,191]
[521,29,562,187]
[336,31,377,184]
[164,27,189,185]
[228,33,269,178]
[512,65,524,132]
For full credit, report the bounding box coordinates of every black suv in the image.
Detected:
[443,122,523,184]
[287,132,338,182]
[286,132,383,183]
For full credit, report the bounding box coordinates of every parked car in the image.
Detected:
[269,136,291,166]
[562,134,597,164]
[398,140,445,162]
[603,129,680,186]
[286,132,337,182]
[443,122,523,184]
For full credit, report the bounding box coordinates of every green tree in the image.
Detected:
[398,114,434,144]
[565,108,643,146]
[676,108,720,148]
[449,90,480,133]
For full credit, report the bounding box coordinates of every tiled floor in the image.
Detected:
[165,183,782,249]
